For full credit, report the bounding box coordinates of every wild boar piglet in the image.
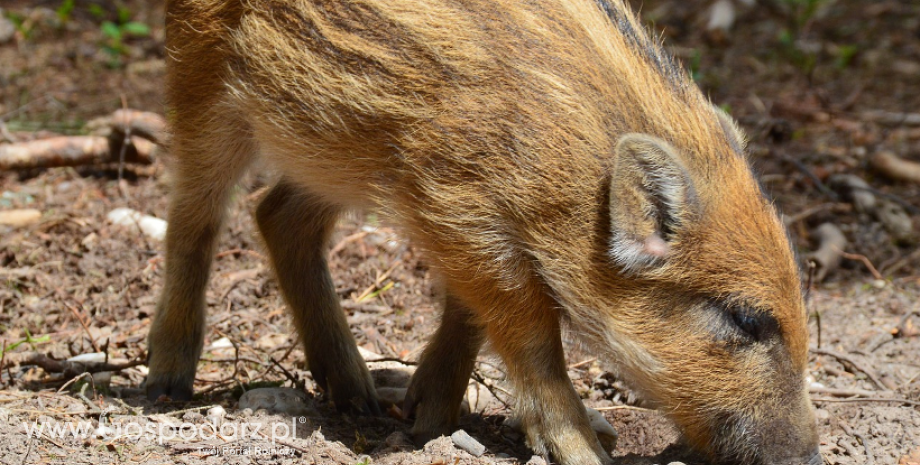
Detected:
[147,1,820,464]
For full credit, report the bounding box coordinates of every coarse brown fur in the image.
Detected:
[148,0,821,464]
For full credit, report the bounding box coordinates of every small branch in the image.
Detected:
[881,247,920,276]
[808,386,877,398]
[869,151,920,184]
[861,110,920,126]
[592,405,655,412]
[0,135,155,171]
[812,397,920,407]
[810,348,886,390]
[24,353,145,379]
[470,369,512,410]
[86,109,167,145]
[837,249,884,281]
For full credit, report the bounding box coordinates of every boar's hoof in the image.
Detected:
[331,384,382,417]
[145,376,194,402]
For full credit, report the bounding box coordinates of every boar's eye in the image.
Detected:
[729,307,779,343]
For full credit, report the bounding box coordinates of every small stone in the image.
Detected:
[586,407,618,452]
[238,387,313,416]
[667,462,687,465]
[384,431,413,449]
[182,411,204,423]
[106,208,167,241]
[375,387,407,408]
[0,14,15,44]
[525,455,547,465]
[422,436,454,455]
[814,408,830,422]
[450,429,486,457]
[95,424,114,438]
[207,406,226,426]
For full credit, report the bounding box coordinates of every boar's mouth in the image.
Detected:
[701,412,821,465]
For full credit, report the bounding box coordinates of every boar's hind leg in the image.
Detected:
[405,294,484,439]
[491,308,611,465]
[255,181,380,415]
[147,129,255,402]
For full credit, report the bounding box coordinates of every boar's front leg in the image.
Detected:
[489,303,610,465]
[255,181,380,415]
[146,128,255,402]
[410,289,610,465]
[405,294,484,439]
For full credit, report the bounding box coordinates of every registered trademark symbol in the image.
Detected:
[298,417,307,424]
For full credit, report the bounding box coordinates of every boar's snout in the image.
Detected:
[707,405,820,465]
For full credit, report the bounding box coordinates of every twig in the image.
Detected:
[778,153,838,201]
[812,397,920,407]
[808,386,877,398]
[837,437,860,461]
[0,120,15,143]
[56,372,92,396]
[364,356,417,366]
[840,423,874,465]
[870,151,920,184]
[25,353,146,380]
[810,348,886,390]
[785,203,837,225]
[340,301,393,313]
[837,249,884,281]
[0,338,6,389]
[64,302,100,353]
[256,430,308,456]
[116,95,131,196]
[861,110,920,126]
[592,405,655,412]
[0,135,156,171]
[78,382,102,414]
[329,230,370,257]
[163,404,221,417]
[470,369,512,410]
[268,356,305,391]
[881,247,920,276]
[354,261,401,303]
[19,436,33,465]
[87,109,167,144]
[215,249,266,261]
[568,358,597,369]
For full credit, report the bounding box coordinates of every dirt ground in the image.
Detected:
[1,1,919,464]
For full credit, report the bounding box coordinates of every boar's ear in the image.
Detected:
[608,134,699,273]
[713,106,748,154]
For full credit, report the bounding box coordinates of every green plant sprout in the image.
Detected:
[0,328,51,358]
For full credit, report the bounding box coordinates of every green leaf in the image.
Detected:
[117,6,132,24]
[122,21,150,36]
[101,21,121,39]
[88,4,105,19]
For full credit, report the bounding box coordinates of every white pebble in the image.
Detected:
[67,352,107,363]
[107,208,167,241]
[450,429,486,457]
[238,387,312,416]
[207,406,226,426]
